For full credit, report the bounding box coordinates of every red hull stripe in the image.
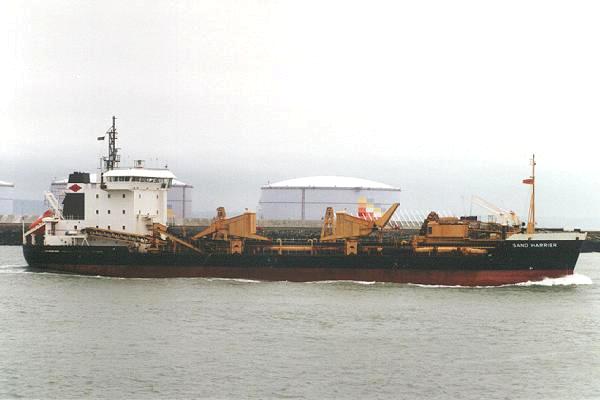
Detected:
[40,264,573,286]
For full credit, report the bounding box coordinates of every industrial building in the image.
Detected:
[51,174,193,224]
[258,176,401,221]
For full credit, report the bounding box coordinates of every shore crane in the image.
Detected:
[470,195,521,227]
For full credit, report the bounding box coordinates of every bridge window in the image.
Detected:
[122,225,126,230]
[108,210,111,214]
[122,194,126,198]
[108,194,111,199]
[122,210,126,214]
[108,225,111,230]
[96,210,99,214]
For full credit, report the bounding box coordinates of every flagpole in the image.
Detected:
[532,154,535,233]
[527,154,536,234]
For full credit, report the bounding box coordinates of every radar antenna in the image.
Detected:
[98,116,121,189]
[103,116,120,171]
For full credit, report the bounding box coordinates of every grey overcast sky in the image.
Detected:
[1,1,599,227]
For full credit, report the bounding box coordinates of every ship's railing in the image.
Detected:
[243,237,408,256]
[61,214,85,221]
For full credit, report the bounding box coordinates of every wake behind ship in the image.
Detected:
[22,118,586,286]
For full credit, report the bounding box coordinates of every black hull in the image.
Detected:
[23,239,584,286]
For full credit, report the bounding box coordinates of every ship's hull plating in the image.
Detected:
[23,239,584,286]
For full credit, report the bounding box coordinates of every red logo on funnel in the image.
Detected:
[69,184,82,192]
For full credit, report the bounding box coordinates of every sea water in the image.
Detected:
[1,245,599,399]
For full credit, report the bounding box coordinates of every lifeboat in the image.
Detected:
[29,209,54,235]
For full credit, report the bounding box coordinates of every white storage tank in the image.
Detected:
[258,176,401,221]
[166,179,194,224]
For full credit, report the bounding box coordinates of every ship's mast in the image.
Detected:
[98,116,121,189]
[104,116,120,171]
[526,154,536,234]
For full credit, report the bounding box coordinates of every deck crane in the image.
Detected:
[191,207,270,254]
[320,203,400,255]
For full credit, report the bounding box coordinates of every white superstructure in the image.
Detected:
[31,167,175,247]
[50,175,193,222]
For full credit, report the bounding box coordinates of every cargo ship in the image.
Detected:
[22,118,586,286]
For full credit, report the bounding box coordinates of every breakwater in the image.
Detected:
[0,224,23,246]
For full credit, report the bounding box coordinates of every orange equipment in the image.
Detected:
[320,203,399,242]
[191,207,270,242]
